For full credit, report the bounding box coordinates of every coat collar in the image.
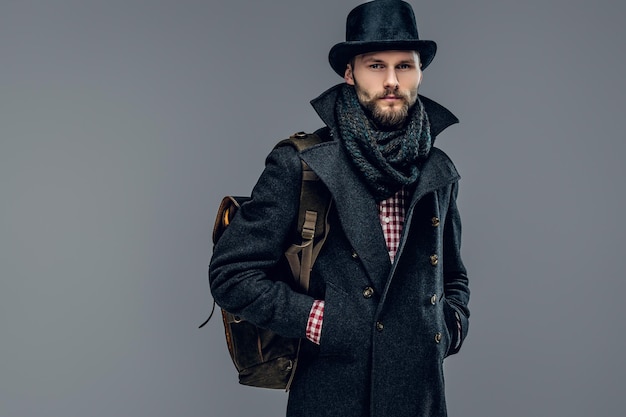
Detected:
[309,83,459,142]
[303,84,460,290]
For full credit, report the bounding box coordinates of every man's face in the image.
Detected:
[344,50,422,129]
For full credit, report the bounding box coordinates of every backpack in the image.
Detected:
[200,131,332,391]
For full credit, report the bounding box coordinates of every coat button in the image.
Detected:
[363,287,374,299]
[351,250,359,259]
[376,321,384,332]
[434,332,442,343]
[431,217,440,227]
[430,294,437,305]
[430,254,439,266]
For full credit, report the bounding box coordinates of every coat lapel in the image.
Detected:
[407,148,460,212]
[301,141,392,291]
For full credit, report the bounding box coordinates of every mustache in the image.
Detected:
[376,88,409,100]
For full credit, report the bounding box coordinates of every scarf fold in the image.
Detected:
[335,84,432,201]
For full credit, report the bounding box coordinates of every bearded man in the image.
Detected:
[209,1,471,416]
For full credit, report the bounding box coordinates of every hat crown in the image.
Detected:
[346,0,419,42]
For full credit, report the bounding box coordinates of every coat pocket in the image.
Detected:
[317,282,358,360]
[442,297,461,357]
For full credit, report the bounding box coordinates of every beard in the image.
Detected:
[354,84,418,130]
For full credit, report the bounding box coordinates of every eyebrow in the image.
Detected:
[360,55,416,64]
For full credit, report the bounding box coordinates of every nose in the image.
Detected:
[383,68,399,91]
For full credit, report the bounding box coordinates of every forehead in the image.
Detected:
[355,50,420,63]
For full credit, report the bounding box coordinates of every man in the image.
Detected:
[209,1,470,416]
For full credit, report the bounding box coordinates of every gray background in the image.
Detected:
[1,0,624,416]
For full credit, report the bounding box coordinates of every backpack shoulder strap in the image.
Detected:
[276,132,332,293]
[276,131,325,152]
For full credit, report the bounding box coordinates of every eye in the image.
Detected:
[369,64,384,69]
[397,63,413,70]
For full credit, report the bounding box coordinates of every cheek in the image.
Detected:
[404,74,421,89]
[400,74,421,96]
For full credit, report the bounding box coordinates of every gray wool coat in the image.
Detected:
[209,84,470,417]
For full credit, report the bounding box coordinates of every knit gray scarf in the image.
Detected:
[335,84,432,201]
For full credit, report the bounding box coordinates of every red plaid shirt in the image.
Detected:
[378,187,407,263]
[305,188,406,344]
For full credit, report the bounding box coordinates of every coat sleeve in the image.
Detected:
[208,145,315,339]
[442,181,470,355]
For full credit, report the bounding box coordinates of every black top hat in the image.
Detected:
[328,0,437,77]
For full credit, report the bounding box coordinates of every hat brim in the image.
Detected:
[328,39,437,77]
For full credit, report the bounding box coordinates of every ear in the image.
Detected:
[344,64,355,85]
